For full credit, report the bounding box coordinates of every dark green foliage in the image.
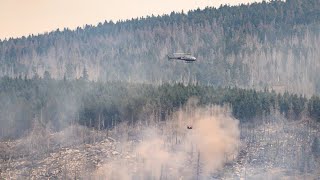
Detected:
[291,94,306,118]
[308,95,320,122]
[278,92,291,118]
[277,92,307,119]
[0,77,318,139]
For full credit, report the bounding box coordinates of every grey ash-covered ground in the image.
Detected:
[216,114,320,179]
[1,113,320,179]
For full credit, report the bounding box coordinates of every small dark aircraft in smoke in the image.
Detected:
[168,53,196,62]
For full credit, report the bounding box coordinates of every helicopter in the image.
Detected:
[168,53,196,62]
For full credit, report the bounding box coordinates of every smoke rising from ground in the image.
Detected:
[2,96,320,179]
[95,99,240,179]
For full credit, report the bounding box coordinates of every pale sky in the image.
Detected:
[0,0,261,40]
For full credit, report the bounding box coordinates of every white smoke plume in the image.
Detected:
[95,99,240,179]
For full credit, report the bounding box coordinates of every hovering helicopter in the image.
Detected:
[168,53,196,62]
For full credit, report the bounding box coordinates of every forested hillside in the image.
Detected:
[1,76,319,139]
[2,1,320,178]
[0,0,320,96]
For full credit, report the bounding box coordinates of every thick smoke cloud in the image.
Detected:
[95,99,240,179]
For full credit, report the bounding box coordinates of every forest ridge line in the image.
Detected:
[0,0,319,96]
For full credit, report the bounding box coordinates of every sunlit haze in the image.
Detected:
[0,0,262,39]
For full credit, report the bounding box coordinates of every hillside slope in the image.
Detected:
[0,0,320,95]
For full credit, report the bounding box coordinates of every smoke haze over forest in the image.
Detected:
[1,0,320,179]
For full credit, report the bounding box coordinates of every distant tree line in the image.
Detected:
[0,76,319,139]
[0,0,319,95]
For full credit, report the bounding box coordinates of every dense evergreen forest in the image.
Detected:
[0,76,319,139]
[0,0,319,95]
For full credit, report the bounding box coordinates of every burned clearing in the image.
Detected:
[1,106,319,179]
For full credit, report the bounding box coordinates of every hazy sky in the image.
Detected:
[0,0,261,39]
